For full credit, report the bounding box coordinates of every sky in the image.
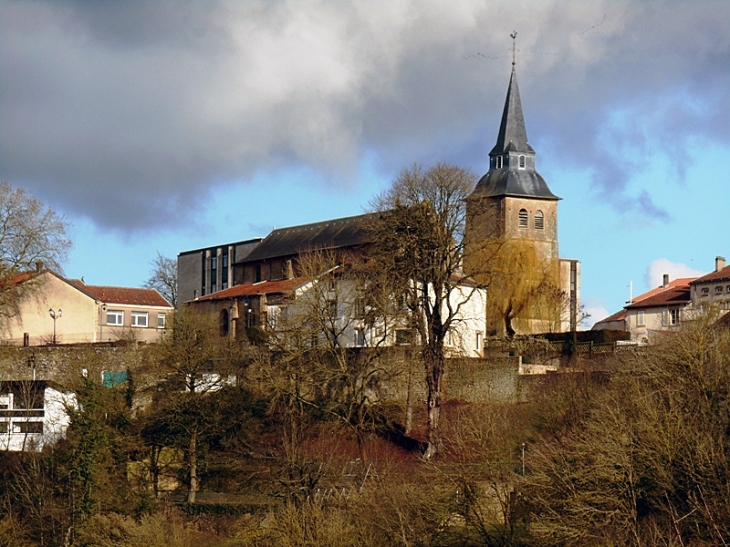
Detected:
[2,0,730,328]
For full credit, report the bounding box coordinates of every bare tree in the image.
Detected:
[263,250,397,464]
[369,163,478,460]
[146,308,243,503]
[144,252,177,307]
[0,182,72,323]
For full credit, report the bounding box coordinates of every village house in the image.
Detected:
[690,256,730,312]
[0,269,173,345]
[0,380,77,452]
[593,257,730,343]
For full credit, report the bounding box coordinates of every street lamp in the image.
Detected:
[48,308,62,345]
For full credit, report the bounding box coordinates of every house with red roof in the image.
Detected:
[689,256,730,312]
[593,274,695,344]
[0,269,173,345]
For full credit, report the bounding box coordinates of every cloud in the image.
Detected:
[1,0,729,232]
[645,258,706,289]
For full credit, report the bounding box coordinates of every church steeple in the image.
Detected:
[471,44,559,201]
[489,66,534,157]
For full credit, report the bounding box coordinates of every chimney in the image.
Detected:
[662,274,669,288]
[716,256,726,272]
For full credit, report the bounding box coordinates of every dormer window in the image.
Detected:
[496,156,503,169]
[518,209,528,228]
[535,210,544,230]
[519,155,525,169]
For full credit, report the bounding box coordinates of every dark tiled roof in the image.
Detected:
[490,67,534,156]
[594,309,627,325]
[237,213,376,264]
[196,277,310,301]
[625,278,695,308]
[471,66,559,201]
[691,265,730,284]
[72,282,172,308]
[625,285,691,309]
[472,169,559,200]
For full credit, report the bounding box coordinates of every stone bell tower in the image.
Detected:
[465,58,560,261]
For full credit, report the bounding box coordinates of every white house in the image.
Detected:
[191,267,488,357]
[0,380,77,452]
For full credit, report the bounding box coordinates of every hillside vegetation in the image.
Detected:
[2,316,730,546]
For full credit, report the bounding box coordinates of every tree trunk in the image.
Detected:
[404,351,414,435]
[422,343,444,460]
[187,430,198,504]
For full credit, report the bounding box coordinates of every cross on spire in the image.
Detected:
[510,31,517,66]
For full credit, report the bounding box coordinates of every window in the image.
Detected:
[496,156,503,169]
[535,210,544,230]
[107,310,124,325]
[716,286,724,295]
[395,329,413,345]
[354,297,366,319]
[16,422,43,434]
[14,391,43,409]
[701,287,709,297]
[476,332,483,351]
[727,286,730,293]
[355,328,365,347]
[637,310,645,327]
[131,312,148,327]
[518,209,528,228]
[670,309,680,325]
[0,422,7,433]
[518,155,525,168]
[157,313,166,329]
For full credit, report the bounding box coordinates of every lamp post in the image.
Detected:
[48,308,62,345]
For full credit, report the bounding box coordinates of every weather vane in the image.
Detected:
[510,31,517,66]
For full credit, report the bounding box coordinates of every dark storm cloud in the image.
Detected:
[1,0,729,231]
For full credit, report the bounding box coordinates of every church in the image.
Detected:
[178,61,580,339]
[465,60,580,336]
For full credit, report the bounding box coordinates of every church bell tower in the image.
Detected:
[465,50,560,261]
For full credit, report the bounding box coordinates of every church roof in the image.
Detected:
[490,67,534,156]
[471,65,559,201]
[236,213,376,264]
[473,169,558,200]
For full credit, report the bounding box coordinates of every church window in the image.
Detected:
[535,210,544,230]
[496,156,503,169]
[519,155,525,168]
[518,209,528,228]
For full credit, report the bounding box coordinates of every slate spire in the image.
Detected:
[489,66,534,156]
[471,53,559,201]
